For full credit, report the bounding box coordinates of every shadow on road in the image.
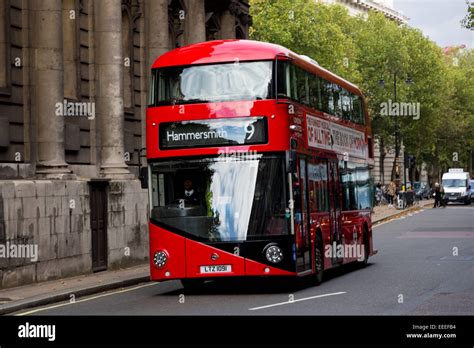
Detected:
[154,262,374,296]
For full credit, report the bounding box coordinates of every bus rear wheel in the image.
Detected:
[313,234,324,285]
[358,226,369,267]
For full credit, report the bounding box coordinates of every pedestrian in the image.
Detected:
[387,181,396,208]
[375,183,382,206]
[433,182,444,208]
[439,183,446,208]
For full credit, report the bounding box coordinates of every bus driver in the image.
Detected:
[180,179,200,205]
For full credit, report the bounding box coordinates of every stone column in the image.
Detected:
[220,10,235,40]
[62,0,78,99]
[144,0,169,157]
[147,0,169,66]
[185,0,206,44]
[95,0,131,178]
[0,2,7,87]
[33,0,72,177]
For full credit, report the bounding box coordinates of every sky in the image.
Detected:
[393,0,474,48]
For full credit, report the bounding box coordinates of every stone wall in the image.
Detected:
[371,140,406,185]
[0,180,148,289]
[107,180,149,269]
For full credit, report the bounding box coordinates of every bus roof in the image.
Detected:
[152,39,364,96]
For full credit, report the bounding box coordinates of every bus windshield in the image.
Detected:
[149,154,289,242]
[150,61,273,106]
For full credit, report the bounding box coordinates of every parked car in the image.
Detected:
[414,182,431,200]
[470,180,474,200]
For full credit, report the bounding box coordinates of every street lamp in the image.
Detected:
[379,72,413,191]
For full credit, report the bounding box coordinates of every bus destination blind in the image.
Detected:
[159,117,267,149]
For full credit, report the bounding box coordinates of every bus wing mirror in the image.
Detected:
[139,167,148,189]
[286,150,297,173]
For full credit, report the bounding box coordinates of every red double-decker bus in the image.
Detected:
[146,40,376,288]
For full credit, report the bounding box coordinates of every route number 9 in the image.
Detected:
[245,124,255,140]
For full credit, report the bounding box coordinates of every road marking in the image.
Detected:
[373,220,391,228]
[398,232,474,238]
[16,282,158,316]
[248,291,346,311]
[373,207,430,228]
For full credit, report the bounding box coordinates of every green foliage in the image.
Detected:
[461,0,474,29]
[250,0,360,81]
[436,49,474,169]
[250,0,474,176]
[352,12,410,147]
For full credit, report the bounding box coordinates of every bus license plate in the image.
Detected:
[200,265,232,274]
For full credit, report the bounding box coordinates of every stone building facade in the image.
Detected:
[0,0,250,288]
[320,0,408,24]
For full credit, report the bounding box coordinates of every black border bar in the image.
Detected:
[0,316,473,346]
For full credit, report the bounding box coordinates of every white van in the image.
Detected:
[441,168,472,205]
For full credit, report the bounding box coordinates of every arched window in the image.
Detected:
[205,12,220,41]
[168,0,185,48]
[236,26,245,39]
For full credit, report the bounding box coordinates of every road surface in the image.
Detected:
[14,204,474,316]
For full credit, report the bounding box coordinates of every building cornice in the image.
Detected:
[351,0,408,23]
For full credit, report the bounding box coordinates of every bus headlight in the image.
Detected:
[153,250,168,269]
[264,244,283,264]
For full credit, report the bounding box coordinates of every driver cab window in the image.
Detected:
[153,170,206,209]
[149,155,288,242]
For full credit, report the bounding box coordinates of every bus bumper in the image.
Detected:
[149,224,295,282]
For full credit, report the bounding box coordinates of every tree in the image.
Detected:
[435,49,474,177]
[250,0,360,81]
[395,26,448,182]
[351,12,411,182]
[461,0,474,30]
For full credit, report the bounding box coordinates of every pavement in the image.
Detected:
[0,264,150,315]
[371,198,434,224]
[0,198,440,315]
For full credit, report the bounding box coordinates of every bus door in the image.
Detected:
[293,157,312,273]
[328,160,343,264]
